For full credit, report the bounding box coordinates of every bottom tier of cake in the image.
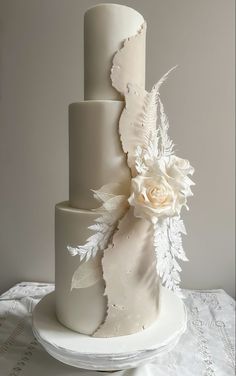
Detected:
[55,202,160,337]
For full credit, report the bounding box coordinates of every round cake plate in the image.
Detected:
[32,287,187,371]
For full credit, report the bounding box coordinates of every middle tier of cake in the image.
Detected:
[69,100,131,210]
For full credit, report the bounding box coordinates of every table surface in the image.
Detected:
[0,282,235,376]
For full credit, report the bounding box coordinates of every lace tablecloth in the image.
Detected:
[0,282,235,376]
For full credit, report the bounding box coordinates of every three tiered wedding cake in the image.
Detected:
[55,3,194,338]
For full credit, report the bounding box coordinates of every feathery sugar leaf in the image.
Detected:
[152,66,178,94]
[153,216,188,297]
[67,183,129,263]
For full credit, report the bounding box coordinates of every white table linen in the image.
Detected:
[0,282,235,376]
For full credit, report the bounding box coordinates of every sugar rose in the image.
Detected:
[128,175,184,222]
[162,156,194,198]
[129,155,194,222]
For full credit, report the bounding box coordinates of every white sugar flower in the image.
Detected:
[155,155,195,200]
[129,155,194,222]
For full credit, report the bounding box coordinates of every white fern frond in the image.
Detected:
[144,66,177,147]
[67,183,129,262]
[134,145,149,174]
[143,129,160,161]
[147,66,177,159]
[158,96,175,157]
[88,223,110,233]
[132,66,177,174]
[135,158,149,175]
[134,130,161,176]
[142,65,177,136]
[152,66,177,94]
[141,89,159,137]
[67,246,80,257]
[153,216,188,298]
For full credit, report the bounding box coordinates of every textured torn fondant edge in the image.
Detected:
[110,21,147,94]
[92,23,146,336]
[91,213,126,337]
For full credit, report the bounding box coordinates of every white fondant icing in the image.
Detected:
[69,101,130,209]
[94,208,159,337]
[84,4,145,100]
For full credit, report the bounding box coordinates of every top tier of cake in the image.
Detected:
[84,3,146,100]
[68,4,146,209]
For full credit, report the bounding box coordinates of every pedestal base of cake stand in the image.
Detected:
[32,287,187,371]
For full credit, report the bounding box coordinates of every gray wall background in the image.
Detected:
[0,0,235,297]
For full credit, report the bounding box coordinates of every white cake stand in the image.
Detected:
[32,287,187,371]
